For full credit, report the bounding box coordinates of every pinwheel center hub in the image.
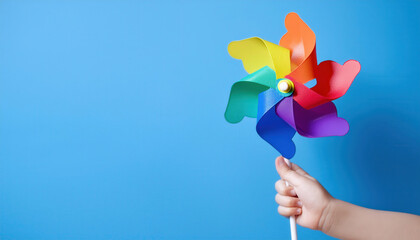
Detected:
[277,79,294,97]
[279,81,291,92]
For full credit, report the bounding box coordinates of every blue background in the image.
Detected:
[1,1,419,239]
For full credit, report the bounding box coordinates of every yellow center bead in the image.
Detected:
[277,79,294,94]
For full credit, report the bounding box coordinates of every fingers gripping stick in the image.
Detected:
[284,158,298,240]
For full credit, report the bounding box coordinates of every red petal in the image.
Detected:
[290,60,361,109]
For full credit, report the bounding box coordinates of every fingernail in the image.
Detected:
[290,189,296,196]
[297,201,302,207]
[296,208,301,214]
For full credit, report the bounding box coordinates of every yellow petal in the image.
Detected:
[228,37,291,79]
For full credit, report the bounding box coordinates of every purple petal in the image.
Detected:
[275,97,349,138]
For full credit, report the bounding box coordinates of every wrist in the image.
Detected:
[318,198,340,234]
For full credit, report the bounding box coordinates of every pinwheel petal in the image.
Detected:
[280,12,317,84]
[276,97,349,138]
[225,66,277,123]
[257,89,296,159]
[290,60,361,109]
[228,37,291,79]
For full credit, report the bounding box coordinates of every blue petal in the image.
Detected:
[256,89,296,159]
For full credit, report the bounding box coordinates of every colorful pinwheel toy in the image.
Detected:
[224,12,360,240]
[225,12,360,159]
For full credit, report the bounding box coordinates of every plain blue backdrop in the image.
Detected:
[0,1,419,239]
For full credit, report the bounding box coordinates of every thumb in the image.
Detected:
[275,156,306,187]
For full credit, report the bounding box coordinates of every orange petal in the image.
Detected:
[280,12,317,84]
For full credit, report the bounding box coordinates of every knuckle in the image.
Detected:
[275,181,284,193]
[280,187,289,195]
[275,194,281,203]
[284,170,294,181]
[277,206,283,215]
[275,180,281,189]
[277,206,293,216]
[285,207,295,215]
[279,196,295,207]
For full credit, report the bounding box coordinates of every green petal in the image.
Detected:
[225,66,277,123]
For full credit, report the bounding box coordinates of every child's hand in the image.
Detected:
[274,156,333,230]
[275,156,420,239]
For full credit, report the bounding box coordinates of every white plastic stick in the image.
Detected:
[284,158,298,240]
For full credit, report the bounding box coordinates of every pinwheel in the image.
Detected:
[224,12,360,240]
